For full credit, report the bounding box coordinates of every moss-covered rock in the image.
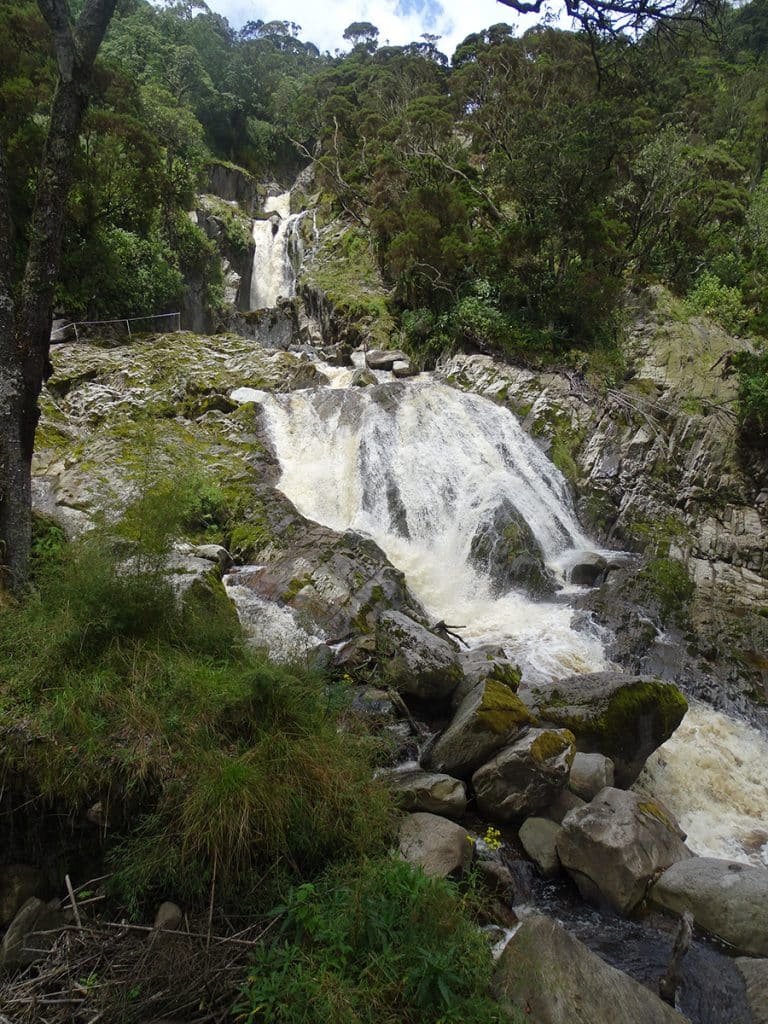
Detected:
[424,679,533,779]
[524,672,687,785]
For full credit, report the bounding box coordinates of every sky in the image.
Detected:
[205,0,557,61]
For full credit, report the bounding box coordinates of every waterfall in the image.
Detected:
[234,379,609,683]
[249,192,305,310]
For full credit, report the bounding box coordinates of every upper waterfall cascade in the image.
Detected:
[249,192,306,310]
[235,378,610,683]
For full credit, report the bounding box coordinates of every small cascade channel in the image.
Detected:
[231,195,766,1022]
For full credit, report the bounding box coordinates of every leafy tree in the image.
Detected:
[0,0,118,593]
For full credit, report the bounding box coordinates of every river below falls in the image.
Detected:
[232,352,766,1024]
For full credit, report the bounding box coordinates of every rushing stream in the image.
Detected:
[235,197,767,1021]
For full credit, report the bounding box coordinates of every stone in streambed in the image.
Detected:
[0,865,45,925]
[423,678,533,778]
[451,644,520,709]
[366,348,409,370]
[493,915,688,1024]
[650,857,768,957]
[383,768,467,818]
[398,812,474,878]
[519,817,562,877]
[472,728,575,822]
[556,787,692,915]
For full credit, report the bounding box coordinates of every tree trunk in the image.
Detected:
[0,0,118,594]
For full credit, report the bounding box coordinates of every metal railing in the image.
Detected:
[51,311,181,342]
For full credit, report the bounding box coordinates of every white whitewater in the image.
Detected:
[635,701,768,867]
[249,192,305,310]
[234,379,610,683]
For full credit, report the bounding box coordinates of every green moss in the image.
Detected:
[639,556,695,623]
[475,680,534,735]
[638,800,679,833]
[529,729,575,764]
[488,661,521,692]
[282,574,315,603]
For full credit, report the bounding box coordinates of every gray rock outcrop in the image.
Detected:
[473,728,576,822]
[650,857,768,956]
[493,915,688,1024]
[556,788,692,914]
[568,752,615,800]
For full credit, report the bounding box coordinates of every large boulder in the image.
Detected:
[383,769,467,819]
[377,610,464,700]
[451,644,521,709]
[468,498,555,599]
[398,812,474,878]
[569,553,609,586]
[519,817,562,877]
[472,728,575,822]
[556,788,692,915]
[522,672,687,785]
[650,858,768,957]
[493,915,688,1024]
[423,679,533,779]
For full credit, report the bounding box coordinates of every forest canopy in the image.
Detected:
[2,0,768,361]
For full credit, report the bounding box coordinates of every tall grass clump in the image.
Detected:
[0,479,393,915]
[236,857,508,1024]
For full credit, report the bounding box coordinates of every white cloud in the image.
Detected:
[207,0,555,61]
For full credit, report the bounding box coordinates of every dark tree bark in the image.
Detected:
[0,0,118,593]
[495,0,722,36]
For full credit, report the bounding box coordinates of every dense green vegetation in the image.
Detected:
[3,2,768,433]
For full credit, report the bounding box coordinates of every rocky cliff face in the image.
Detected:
[440,287,768,716]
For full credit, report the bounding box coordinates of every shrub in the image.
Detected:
[685,272,748,334]
[236,857,509,1024]
[0,484,392,915]
[732,347,768,448]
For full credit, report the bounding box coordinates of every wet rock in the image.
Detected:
[350,367,377,387]
[423,679,534,779]
[569,552,609,586]
[475,860,515,895]
[451,645,520,709]
[383,769,467,818]
[366,348,409,370]
[468,497,556,599]
[556,788,692,915]
[650,858,768,957]
[398,812,474,878]
[0,865,45,926]
[0,897,68,969]
[736,958,768,1024]
[377,610,464,701]
[519,817,562,877]
[473,728,576,822]
[523,672,687,785]
[568,752,615,800]
[187,543,232,570]
[493,914,688,1024]
[392,360,417,378]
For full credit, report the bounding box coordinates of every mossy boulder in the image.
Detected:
[523,672,688,785]
[472,728,576,822]
[452,643,521,709]
[423,679,533,779]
